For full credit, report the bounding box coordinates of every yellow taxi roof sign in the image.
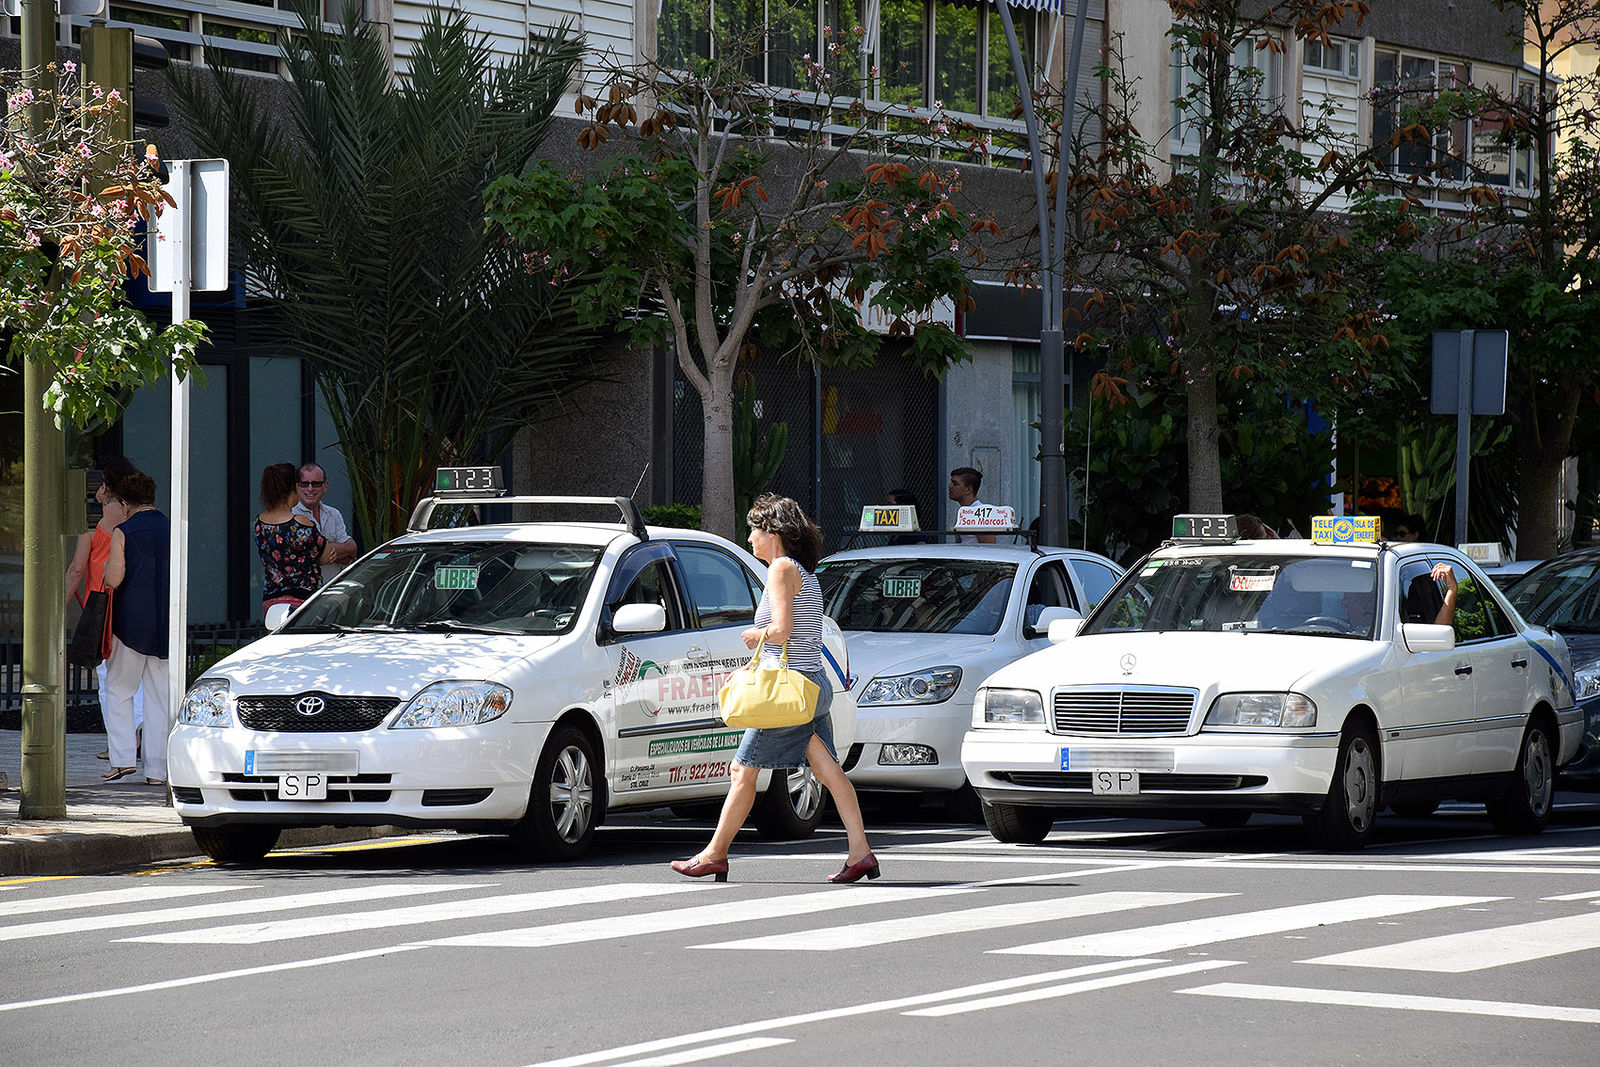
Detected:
[1311,515,1379,545]
[860,505,919,533]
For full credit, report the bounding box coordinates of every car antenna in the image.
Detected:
[630,462,650,501]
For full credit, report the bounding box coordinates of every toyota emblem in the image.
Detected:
[1119,654,1137,675]
[294,695,327,717]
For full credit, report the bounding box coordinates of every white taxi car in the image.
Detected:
[169,483,853,863]
[961,515,1582,849]
[816,505,1123,815]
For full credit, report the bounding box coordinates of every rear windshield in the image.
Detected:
[286,542,602,635]
[817,558,1017,634]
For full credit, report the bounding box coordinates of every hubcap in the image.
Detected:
[1524,730,1554,818]
[1343,737,1377,833]
[787,766,824,821]
[549,745,594,842]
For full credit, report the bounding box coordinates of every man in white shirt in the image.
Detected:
[948,466,996,544]
[292,462,360,585]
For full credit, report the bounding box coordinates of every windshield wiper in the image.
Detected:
[412,620,518,635]
[1267,628,1367,639]
[290,623,394,634]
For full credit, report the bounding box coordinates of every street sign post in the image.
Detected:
[1430,329,1509,547]
[148,159,229,763]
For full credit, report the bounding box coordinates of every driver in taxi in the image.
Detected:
[1340,562,1458,631]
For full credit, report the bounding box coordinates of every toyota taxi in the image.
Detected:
[168,476,853,863]
[960,514,1582,849]
[816,504,1123,815]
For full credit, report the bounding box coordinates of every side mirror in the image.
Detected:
[1047,617,1087,643]
[1027,606,1082,639]
[613,603,667,635]
[264,602,292,632]
[1402,622,1456,653]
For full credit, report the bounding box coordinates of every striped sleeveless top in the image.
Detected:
[753,557,825,672]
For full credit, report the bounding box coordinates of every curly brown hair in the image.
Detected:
[746,493,823,570]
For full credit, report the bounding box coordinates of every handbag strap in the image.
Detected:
[749,637,790,670]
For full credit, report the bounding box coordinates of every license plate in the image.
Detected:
[278,773,329,800]
[1091,769,1139,795]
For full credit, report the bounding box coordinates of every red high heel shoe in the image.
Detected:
[827,853,881,883]
[670,857,729,882]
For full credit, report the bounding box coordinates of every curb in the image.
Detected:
[0,824,405,877]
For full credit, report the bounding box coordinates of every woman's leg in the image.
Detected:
[696,762,761,862]
[805,736,872,862]
[102,640,141,769]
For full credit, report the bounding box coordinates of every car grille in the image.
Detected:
[1052,688,1196,735]
[995,771,1267,791]
[236,694,401,732]
[221,773,393,802]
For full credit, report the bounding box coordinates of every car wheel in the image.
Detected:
[982,800,1055,844]
[1486,720,1555,836]
[191,825,281,864]
[1304,722,1380,850]
[754,766,827,839]
[511,724,598,861]
[1391,800,1440,819]
[1198,811,1251,829]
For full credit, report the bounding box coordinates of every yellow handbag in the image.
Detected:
[718,639,820,729]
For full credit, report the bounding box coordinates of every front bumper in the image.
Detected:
[168,720,554,830]
[842,701,971,792]
[1559,696,1600,788]
[960,729,1341,814]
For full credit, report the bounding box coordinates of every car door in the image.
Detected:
[1448,560,1534,774]
[1394,555,1474,781]
[1068,557,1124,615]
[602,545,731,801]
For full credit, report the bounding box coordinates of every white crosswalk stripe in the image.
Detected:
[0,883,242,918]
[122,882,717,945]
[425,886,976,949]
[993,894,1503,957]
[1303,910,1600,972]
[695,891,1232,951]
[0,882,487,943]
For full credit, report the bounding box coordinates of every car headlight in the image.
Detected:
[1205,692,1317,728]
[1573,661,1600,701]
[178,678,233,727]
[391,681,513,729]
[860,666,962,706]
[976,687,1045,726]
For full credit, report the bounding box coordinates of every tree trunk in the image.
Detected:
[1186,359,1224,512]
[698,371,738,539]
[1514,384,1582,559]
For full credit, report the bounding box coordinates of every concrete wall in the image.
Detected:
[942,340,1018,529]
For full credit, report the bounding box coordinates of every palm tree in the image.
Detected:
[168,0,613,543]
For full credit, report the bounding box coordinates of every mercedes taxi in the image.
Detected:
[816,503,1123,816]
[960,514,1581,849]
[168,473,853,863]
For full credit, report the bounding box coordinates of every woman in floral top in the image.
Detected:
[255,462,337,614]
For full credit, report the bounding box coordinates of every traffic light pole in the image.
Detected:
[19,0,68,817]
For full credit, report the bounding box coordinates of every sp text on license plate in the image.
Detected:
[1091,769,1139,795]
[279,773,329,800]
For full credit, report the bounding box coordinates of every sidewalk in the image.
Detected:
[0,729,396,876]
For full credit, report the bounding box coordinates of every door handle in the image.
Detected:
[1454,664,1474,677]
[685,644,709,660]
[1510,657,1529,669]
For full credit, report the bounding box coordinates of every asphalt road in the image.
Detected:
[5,798,1600,1066]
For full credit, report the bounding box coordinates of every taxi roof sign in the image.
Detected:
[1172,514,1237,542]
[956,504,1018,532]
[1311,515,1379,545]
[859,505,919,533]
[1459,541,1504,566]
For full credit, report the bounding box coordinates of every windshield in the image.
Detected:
[286,542,602,635]
[817,558,1016,634]
[1082,554,1381,639]
[1508,558,1600,631]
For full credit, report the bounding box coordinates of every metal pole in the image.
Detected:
[166,161,192,795]
[1454,329,1474,546]
[19,0,68,818]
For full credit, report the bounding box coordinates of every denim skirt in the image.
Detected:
[733,667,836,770]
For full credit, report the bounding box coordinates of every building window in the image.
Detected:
[1303,35,1358,79]
[1170,31,1283,157]
[1371,48,1468,182]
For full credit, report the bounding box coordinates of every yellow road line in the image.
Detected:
[0,875,75,887]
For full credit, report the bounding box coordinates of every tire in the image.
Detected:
[982,800,1055,844]
[1391,800,1440,819]
[510,724,599,861]
[753,766,827,839]
[1486,720,1556,836]
[1304,722,1380,851]
[191,825,281,864]
[1198,811,1252,829]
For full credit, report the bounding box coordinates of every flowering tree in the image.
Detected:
[485,28,996,537]
[1,63,205,429]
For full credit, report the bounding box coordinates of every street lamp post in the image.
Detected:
[993,0,1091,549]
